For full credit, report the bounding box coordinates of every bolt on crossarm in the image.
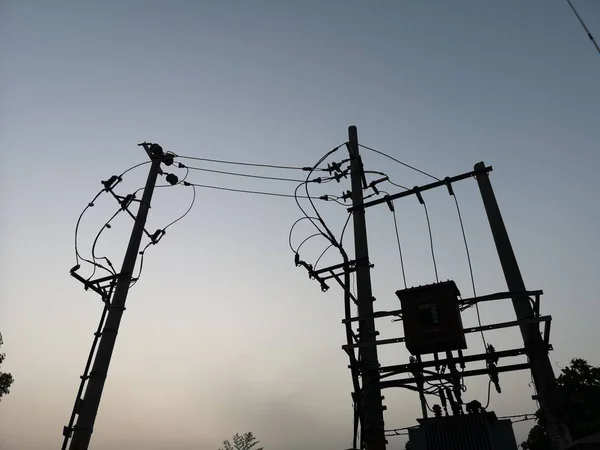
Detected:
[347,126,386,450]
[67,143,166,450]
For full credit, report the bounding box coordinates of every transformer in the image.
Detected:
[396,280,466,355]
[408,412,519,450]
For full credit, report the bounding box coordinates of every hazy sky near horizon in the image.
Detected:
[1,1,599,449]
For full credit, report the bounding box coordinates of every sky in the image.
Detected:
[1,1,599,449]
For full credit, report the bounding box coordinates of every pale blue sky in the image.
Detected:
[1,1,599,449]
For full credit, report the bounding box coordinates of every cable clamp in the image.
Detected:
[150,229,166,244]
[444,177,455,196]
[414,186,425,205]
[120,193,135,210]
[384,195,395,212]
[101,175,122,191]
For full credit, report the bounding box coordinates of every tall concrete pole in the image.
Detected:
[474,161,571,450]
[69,144,165,450]
[348,126,386,450]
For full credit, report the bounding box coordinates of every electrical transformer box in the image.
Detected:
[408,412,519,450]
[396,280,466,355]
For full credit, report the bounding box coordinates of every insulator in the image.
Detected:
[149,143,163,156]
[166,173,179,185]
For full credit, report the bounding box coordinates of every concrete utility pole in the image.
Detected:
[347,126,386,450]
[474,161,571,450]
[69,144,165,450]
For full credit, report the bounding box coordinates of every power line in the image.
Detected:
[380,190,408,290]
[129,185,197,288]
[188,181,335,200]
[163,184,196,231]
[483,379,493,410]
[89,210,120,280]
[182,164,307,183]
[75,191,104,267]
[423,202,439,283]
[175,154,326,172]
[314,244,335,269]
[453,193,487,349]
[119,161,150,178]
[566,0,600,55]
[358,143,440,181]
[288,217,320,253]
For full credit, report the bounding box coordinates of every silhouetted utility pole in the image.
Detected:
[68,144,165,450]
[347,126,386,450]
[474,162,571,450]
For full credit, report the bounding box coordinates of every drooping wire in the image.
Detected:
[358,144,440,181]
[365,170,409,190]
[392,204,408,289]
[119,161,151,178]
[368,167,439,284]
[163,184,196,232]
[74,160,152,269]
[90,171,192,280]
[298,144,345,247]
[174,154,327,172]
[453,192,487,348]
[339,213,352,247]
[88,210,121,280]
[130,184,197,288]
[423,201,439,283]
[131,240,152,289]
[182,164,306,183]
[75,191,104,266]
[189,182,335,200]
[380,190,408,290]
[288,216,320,253]
[483,379,493,410]
[314,244,335,269]
[566,0,600,55]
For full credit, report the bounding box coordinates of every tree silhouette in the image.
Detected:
[219,432,263,450]
[0,332,14,400]
[522,358,600,449]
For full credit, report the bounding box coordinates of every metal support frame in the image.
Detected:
[64,143,167,450]
[342,315,551,351]
[349,165,493,211]
[380,363,532,389]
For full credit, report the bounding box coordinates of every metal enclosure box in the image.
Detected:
[396,280,466,355]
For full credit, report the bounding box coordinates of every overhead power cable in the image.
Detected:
[175,154,326,172]
[422,202,439,283]
[182,164,306,183]
[358,144,440,181]
[131,184,197,288]
[390,197,408,289]
[188,182,336,200]
[452,192,487,348]
[566,0,600,55]
[89,210,121,280]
